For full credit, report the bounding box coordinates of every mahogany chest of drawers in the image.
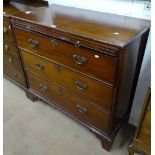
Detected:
[3,0,150,151]
[3,15,27,88]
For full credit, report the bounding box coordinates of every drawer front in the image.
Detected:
[3,52,26,87]
[14,27,117,85]
[4,40,19,56]
[3,19,15,43]
[21,50,113,110]
[27,71,110,133]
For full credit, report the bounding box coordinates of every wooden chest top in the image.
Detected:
[4,0,150,48]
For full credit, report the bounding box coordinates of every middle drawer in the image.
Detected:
[21,50,113,110]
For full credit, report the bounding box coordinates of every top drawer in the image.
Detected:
[3,19,15,43]
[14,27,117,85]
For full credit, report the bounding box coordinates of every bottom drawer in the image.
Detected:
[27,71,110,133]
[3,52,26,87]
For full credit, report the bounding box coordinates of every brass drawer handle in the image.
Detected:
[76,104,87,114]
[4,44,9,50]
[39,83,48,92]
[8,57,13,64]
[73,54,87,65]
[28,39,38,47]
[35,63,44,70]
[75,81,87,90]
[3,27,8,34]
[51,39,58,47]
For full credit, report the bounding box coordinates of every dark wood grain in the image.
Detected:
[4,40,19,55]
[25,87,114,151]
[4,0,150,48]
[3,51,26,87]
[21,50,113,111]
[3,18,16,43]
[11,17,118,56]
[3,16,27,88]
[110,36,142,132]
[3,0,150,151]
[26,71,111,133]
[14,27,117,85]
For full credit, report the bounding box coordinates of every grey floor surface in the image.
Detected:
[4,78,137,155]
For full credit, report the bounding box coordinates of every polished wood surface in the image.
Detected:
[3,17,27,88]
[3,17,15,43]
[3,0,150,151]
[21,50,113,110]
[4,0,150,48]
[4,40,18,55]
[14,27,117,85]
[27,71,110,133]
[3,45,26,87]
[128,88,151,155]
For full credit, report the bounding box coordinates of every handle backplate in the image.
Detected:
[39,83,48,92]
[76,104,87,113]
[28,39,38,47]
[35,63,44,70]
[75,80,87,90]
[73,54,86,65]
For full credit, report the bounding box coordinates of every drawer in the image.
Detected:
[21,50,113,110]
[27,71,110,133]
[4,40,19,56]
[3,52,26,87]
[14,27,117,85]
[3,19,15,43]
